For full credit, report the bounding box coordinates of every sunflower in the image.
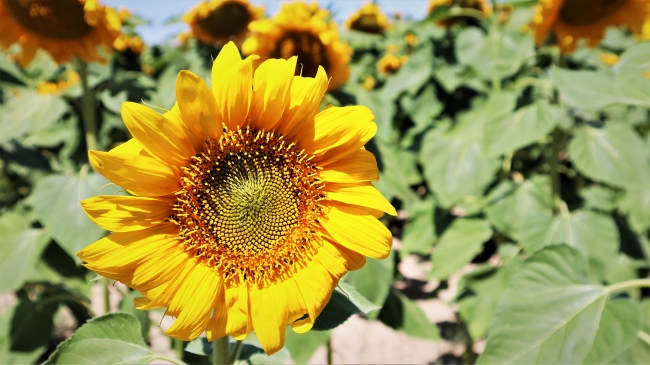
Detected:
[428,0,493,26]
[0,0,122,66]
[533,0,650,53]
[36,70,80,95]
[378,53,408,75]
[77,42,394,355]
[242,2,352,91]
[181,0,263,46]
[345,2,391,35]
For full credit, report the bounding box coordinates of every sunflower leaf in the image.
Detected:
[43,313,158,365]
[478,245,641,365]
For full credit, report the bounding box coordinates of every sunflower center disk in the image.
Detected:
[351,14,382,34]
[4,0,93,40]
[270,30,330,78]
[172,127,325,288]
[197,1,251,40]
[559,0,629,26]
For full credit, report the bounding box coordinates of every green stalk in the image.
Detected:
[74,57,98,152]
[102,277,110,314]
[213,336,230,365]
[549,128,563,214]
[606,278,650,294]
[229,340,243,365]
[326,336,333,365]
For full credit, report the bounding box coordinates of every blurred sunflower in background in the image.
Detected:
[180,0,263,45]
[77,42,393,354]
[533,0,650,53]
[36,70,80,95]
[113,8,144,54]
[242,2,352,91]
[0,0,122,66]
[428,0,493,26]
[345,2,391,35]
[378,53,407,75]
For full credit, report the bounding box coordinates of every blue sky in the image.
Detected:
[102,0,431,44]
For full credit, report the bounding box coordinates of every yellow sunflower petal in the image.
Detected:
[121,102,195,166]
[291,260,337,333]
[321,202,392,259]
[211,42,258,129]
[318,149,380,183]
[325,239,366,271]
[141,255,196,311]
[89,151,179,197]
[296,106,376,161]
[315,243,347,279]
[80,195,174,232]
[249,57,297,130]
[109,138,149,157]
[324,182,396,216]
[165,265,222,341]
[130,246,190,298]
[279,66,328,137]
[206,283,228,342]
[225,285,251,338]
[77,223,179,277]
[176,70,222,140]
[165,102,204,152]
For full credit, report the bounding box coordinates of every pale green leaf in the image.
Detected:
[478,245,641,365]
[0,229,50,291]
[430,218,492,280]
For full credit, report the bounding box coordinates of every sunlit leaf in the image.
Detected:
[430,218,492,280]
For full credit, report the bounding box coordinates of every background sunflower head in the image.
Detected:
[181,0,263,46]
[533,0,650,53]
[344,2,391,35]
[428,0,493,26]
[0,0,123,66]
[242,1,352,91]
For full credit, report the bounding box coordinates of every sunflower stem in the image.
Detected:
[74,57,98,152]
[229,339,243,365]
[102,277,110,314]
[326,336,333,365]
[213,336,230,365]
[549,128,563,214]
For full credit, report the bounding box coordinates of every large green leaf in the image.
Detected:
[119,291,151,341]
[0,90,68,144]
[382,43,434,99]
[343,253,394,321]
[420,120,500,208]
[478,245,641,365]
[568,123,650,190]
[313,282,380,331]
[44,313,163,365]
[430,218,492,280]
[284,329,329,365]
[378,290,440,340]
[613,41,650,105]
[0,229,50,291]
[458,256,522,340]
[483,101,560,157]
[456,27,534,81]
[400,197,437,257]
[29,170,119,262]
[520,210,619,273]
[400,83,443,128]
[619,186,650,233]
[485,176,552,242]
[0,303,44,365]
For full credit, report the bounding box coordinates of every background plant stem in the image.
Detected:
[74,57,97,152]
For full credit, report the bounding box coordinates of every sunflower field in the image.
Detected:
[0,0,649,364]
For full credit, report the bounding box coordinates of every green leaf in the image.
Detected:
[456,28,534,81]
[44,313,160,365]
[378,290,440,340]
[569,124,650,190]
[400,84,443,128]
[29,170,120,262]
[458,257,522,340]
[619,186,650,233]
[0,303,45,365]
[382,43,433,99]
[430,218,492,280]
[10,298,58,352]
[400,197,436,257]
[613,41,650,105]
[284,329,329,365]
[485,176,553,242]
[0,229,51,291]
[519,210,619,273]
[478,245,641,365]
[0,90,68,144]
[313,286,371,331]
[550,66,630,110]
[343,253,394,320]
[483,101,560,157]
[579,185,619,212]
[420,120,500,208]
[119,291,151,341]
